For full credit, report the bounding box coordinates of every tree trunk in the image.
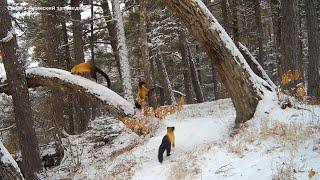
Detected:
[112,0,134,103]
[155,55,176,105]
[211,61,220,100]
[231,0,240,44]
[71,0,84,62]
[71,0,90,133]
[305,0,320,97]
[140,0,156,107]
[280,0,301,87]
[253,0,265,65]
[195,46,203,85]
[270,0,281,81]
[61,14,75,134]
[187,46,204,103]
[161,0,273,126]
[0,1,42,178]
[101,0,123,82]
[204,0,222,99]
[41,11,65,135]
[221,0,231,34]
[179,28,193,104]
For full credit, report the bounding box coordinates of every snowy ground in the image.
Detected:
[44,92,320,180]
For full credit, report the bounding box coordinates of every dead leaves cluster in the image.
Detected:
[124,97,185,136]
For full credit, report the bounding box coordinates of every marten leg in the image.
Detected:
[166,143,171,156]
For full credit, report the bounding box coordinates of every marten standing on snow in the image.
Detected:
[71,61,111,88]
[158,127,175,163]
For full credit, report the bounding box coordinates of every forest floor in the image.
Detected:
[43,91,320,180]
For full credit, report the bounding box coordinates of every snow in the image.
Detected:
[0,141,23,178]
[26,67,134,115]
[45,94,320,180]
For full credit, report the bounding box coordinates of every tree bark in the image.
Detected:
[41,10,65,135]
[253,0,265,65]
[221,0,231,34]
[211,61,220,100]
[0,1,42,178]
[204,0,222,99]
[187,46,204,103]
[139,0,156,107]
[71,0,84,62]
[155,55,176,105]
[270,0,281,81]
[161,0,273,126]
[112,0,134,103]
[101,0,123,82]
[305,0,320,97]
[231,0,240,44]
[70,0,90,133]
[179,28,193,104]
[61,14,75,134]
[280,0,301,87]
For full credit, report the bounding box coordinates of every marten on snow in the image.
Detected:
[71,61,111,88]
[158,126,175,163]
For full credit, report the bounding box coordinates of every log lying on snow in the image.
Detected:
[0,141,24,180]
[0,67,134,121]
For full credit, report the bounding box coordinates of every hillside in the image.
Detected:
[43,91,320,180]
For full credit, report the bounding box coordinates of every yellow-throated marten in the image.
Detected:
[135,81,153,109]
[158,127,175,163]
[135,82,164,109]
[71,62,111,88]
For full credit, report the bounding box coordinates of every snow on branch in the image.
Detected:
[0,141,24,180]
[238,42,276,90]
[0,67,134,120]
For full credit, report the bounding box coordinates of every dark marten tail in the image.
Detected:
[135,101,142,109]
[147,86,164,97]
[95,67,111,88]
[158,143,166,163]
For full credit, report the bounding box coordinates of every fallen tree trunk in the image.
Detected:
[0,67,134,120]
[0,141,24,180]
[161,0,274,126]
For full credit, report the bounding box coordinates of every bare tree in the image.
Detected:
[280,0,301,87]
[221,0,231,34]
[270,0,281,80]
[112,0,134,103]
[161,0,274,126]
[155,55,176,105]
[41,8,65,134]
[253,0,265,65]
[231,0,240,44]
[140,0,156,106]
[187,46,204,103]
[0,1,41,178]
[179,28,193,104]
[101,0,123,82]
[305,0,320,97]
[70,0,91,133]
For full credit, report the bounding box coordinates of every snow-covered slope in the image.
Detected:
[45,92,320,180]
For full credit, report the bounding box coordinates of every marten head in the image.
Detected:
[138,81,146,88]
[167,126,175,132]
